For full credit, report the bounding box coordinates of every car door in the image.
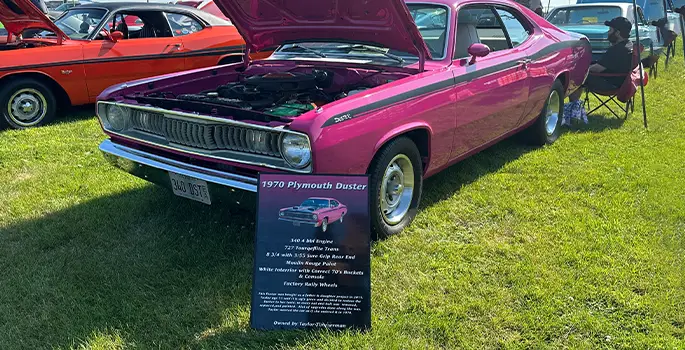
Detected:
[81,11,185,101]
[449,5,531,159]
[329,200,342,221]
[163,11,242,69]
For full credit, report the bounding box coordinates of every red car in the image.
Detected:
[0,0,265,129]
[97,0,591,237]
[279,197,347,232]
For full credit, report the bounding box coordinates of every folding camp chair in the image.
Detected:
[664,30,678,68]
[584,44,647,120]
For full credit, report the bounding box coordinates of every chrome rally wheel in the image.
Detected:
[321,218,328,233]
[0,79,58,129]
[524,79,564,146]
[545,89,561,137]
[380,154,415,225]
[7,88,47,127]
[369,137,423,239]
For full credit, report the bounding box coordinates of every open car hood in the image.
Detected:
[212,0,432,61]
[0,0,67,43]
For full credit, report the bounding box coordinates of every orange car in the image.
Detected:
[0,0,263,129]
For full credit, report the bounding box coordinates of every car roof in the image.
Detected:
[307,197,335,201]
[71,1,230,24]
[551,3,632,10]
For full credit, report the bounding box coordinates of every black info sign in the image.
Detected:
[250,174,371,330]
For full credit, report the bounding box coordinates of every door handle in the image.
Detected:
[517,58,532,67]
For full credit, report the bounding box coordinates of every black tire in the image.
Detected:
[523,80,564,146]
[321,218,328,233]
[368,137,423,239]
[0,78,57,129]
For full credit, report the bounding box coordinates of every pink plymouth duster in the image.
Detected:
[279,197,347,233]
[96,0,592,238]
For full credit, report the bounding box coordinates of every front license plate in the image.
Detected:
[293,222,301,227]
[169,172,211,205]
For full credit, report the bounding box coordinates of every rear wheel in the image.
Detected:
[524,80,564,146]
[0,78,57,129]
[369,137,423,239]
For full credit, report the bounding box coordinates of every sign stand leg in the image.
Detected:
[633,0,649,128]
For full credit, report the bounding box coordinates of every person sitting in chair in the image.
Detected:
[564,16,634,124]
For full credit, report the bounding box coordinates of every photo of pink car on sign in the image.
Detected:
[278,197,347,233]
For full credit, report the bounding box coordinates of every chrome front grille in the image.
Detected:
[283,211,315,220]
[129,110,282,157]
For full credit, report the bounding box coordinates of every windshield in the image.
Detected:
[55,3,75,11]
[0,21,6,37]
[408,4,448,58]
[548,6,622,25]
[273,4,448,65]
[52,8,106,39]
[300,199,329,209]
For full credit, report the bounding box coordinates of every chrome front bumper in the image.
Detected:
[99,139,259,194]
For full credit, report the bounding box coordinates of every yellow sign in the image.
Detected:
[582,16,599,23]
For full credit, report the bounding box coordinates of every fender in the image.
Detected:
[0,69,77,105]
[554,71,570,92]
[373,121,433,171]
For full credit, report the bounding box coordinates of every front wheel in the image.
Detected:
[369,137,423,239]
[321,218,328,233]
[524,80,564,146]
[0,78,57,129]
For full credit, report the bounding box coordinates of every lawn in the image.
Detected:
[1,54,684,349]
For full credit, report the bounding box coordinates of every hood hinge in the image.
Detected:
[242,46,251,69]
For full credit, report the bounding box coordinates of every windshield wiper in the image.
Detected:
[338,44,405,64]
[281,44,327,58]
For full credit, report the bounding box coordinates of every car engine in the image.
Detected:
[176,70,344,117]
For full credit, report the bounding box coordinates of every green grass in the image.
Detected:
[1,53,684,350]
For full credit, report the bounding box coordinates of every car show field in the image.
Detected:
[0,39,683,349]
[2,0,685,347]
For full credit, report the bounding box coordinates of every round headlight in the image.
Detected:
[281,134,311,169]
[311,214,317,220]
[279,211,285,217]
[106,105,130,132]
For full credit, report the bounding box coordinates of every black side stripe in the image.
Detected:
[0,44,244,72]
[322,40,589,128]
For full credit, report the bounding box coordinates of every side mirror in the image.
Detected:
[467,43,491,64]
[109,31,124,42]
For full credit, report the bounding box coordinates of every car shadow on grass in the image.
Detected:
[58,104,97,124]
[420,138,536,209]
[560,113,627,134]
[0,186,309,349]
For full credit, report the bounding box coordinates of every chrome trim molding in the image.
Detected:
[97,101,313,173]
[100,139,259,193]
